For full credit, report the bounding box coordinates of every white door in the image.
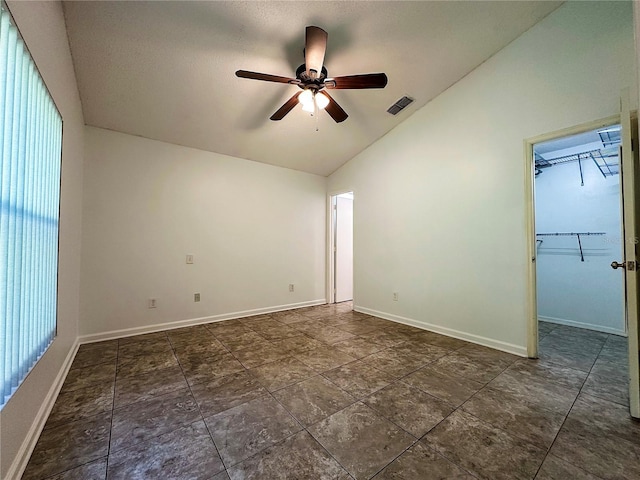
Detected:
[619,88,640,418]
[335,194,353,302]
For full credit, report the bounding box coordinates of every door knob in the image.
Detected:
[612,261,637,271]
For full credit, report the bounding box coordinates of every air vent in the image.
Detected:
[387,96,414,115]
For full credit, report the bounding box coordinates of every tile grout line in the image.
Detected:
[228,316,378,477]
[168,333,230,478]
[34,342,119,479]
[529,330,610,479]
[202,313,423,477]
[266,386,357,478]
[407,356,520,479]
[108,333,224,476]
[265,338,471,477]
[104,334,126,478]
[175,314,359,475]
[356,371,481,479]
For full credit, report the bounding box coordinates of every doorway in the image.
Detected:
[526,115,638,414]
[329,192,353,304]
[534,124,624,336]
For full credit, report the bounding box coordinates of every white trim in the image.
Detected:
[79,299,326,344]
[5,338,80,480]
[355,306,527,357]
[524,137,538,358]
[327,188,356,198]
[539,315,627,337]
[327,194,336,305]
[327,188,356,306]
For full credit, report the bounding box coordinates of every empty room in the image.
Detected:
[1,1,639,479]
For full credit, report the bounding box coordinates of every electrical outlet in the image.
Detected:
[194,293,200,302]
[148,298,157,308]
[186,254,194,264]
[289,284,295,292]
[393,292,399,301]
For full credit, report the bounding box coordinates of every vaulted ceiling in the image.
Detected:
[62,1,562,176]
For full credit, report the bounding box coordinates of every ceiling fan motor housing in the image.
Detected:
[296,64,328,90]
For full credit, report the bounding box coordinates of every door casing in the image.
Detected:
[327,189,355,304]
[524,114,621,359]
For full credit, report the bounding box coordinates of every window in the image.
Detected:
[0,3,62,408]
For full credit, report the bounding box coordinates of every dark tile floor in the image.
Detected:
[22,304,639,480]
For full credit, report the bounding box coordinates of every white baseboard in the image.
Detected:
[6,338,80,480]
[355,306,528,357]
[79,299,327,344]
[538,315,626,336]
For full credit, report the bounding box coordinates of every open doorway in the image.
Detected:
[531,121,631,407]
[329,192,353,304]
[534,124,624,336]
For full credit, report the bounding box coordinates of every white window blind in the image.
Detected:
[0,3,62,408]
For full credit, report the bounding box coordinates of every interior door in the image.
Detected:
[619,88,640,418]
[335,195,353,302]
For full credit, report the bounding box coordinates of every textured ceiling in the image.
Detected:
[63,1,562,176]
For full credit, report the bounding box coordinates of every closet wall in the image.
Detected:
[535,147,624,335]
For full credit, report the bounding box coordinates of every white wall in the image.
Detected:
[535,156,624,334]
[0,2,85,478]
[328,1,635,355]
[80,127,326,338]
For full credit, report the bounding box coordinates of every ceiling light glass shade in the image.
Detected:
[315,92,329,110]
[299,89,313,107]
[301,101,315,113]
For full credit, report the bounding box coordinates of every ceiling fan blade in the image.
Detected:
[321,91,348,123]
[270,91,302,121]
[305,26,327,79]
[325,73,388,89]
[236,70,298,84]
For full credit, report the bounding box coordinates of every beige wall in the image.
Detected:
[0,1,85,478]
[80,127,327,339]
[328,1,636,355]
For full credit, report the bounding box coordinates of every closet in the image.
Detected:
[534,125,624,335]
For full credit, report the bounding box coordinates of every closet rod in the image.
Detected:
[535,232,605,262]
[535,232,605,236]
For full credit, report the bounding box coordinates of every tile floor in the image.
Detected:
[22,303,639,479]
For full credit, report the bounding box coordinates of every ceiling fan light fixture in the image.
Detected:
[315,92,329,110]
[299,89,314,107]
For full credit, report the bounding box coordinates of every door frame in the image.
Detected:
[327,189,355,304]
[524,114,621,358]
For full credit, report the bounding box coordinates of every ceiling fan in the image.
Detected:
[236,26,388,123]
